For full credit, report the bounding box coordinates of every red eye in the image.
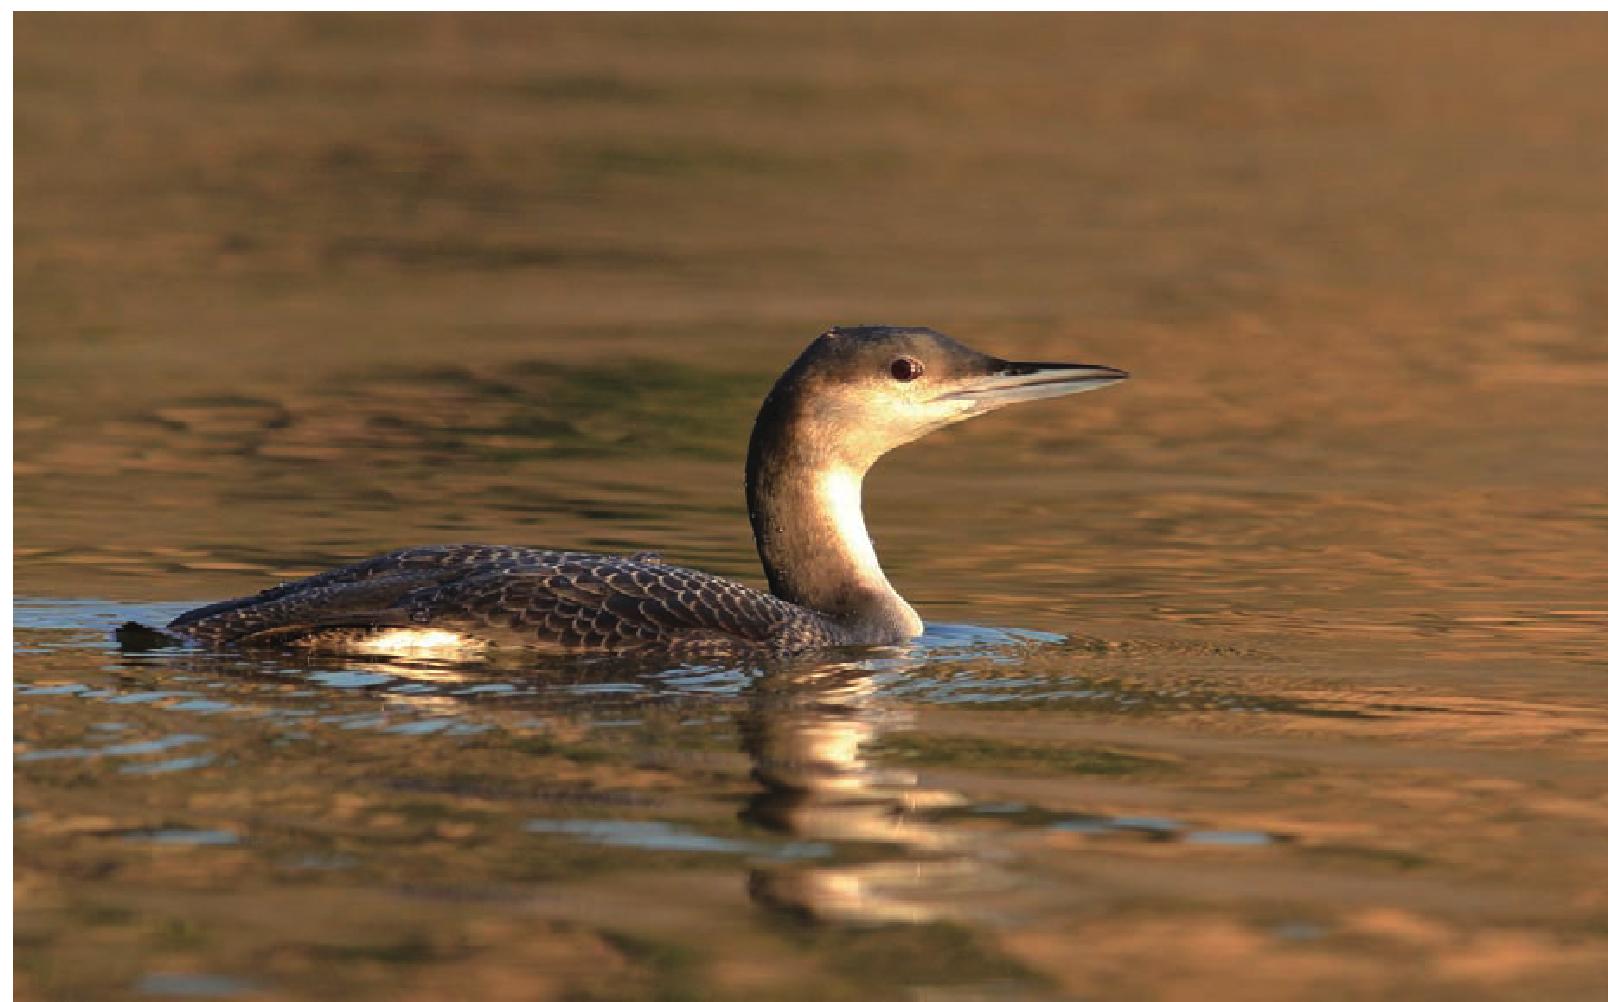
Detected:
[890,356,924,382]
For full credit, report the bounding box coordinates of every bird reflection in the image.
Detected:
[113,639,1014,927]
[740,660,1007,925]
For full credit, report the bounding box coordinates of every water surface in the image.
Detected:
[15,14,1608,1002]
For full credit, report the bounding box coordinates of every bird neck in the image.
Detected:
[745,400,922,645]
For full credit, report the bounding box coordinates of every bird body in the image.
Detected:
[148,327,1126,655]
[166,543,843,655]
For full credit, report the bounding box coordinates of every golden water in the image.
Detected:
[15,15,1608,1001]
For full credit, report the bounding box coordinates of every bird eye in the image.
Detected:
[889,356,924,382]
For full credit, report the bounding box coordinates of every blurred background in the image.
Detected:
[14,14,1608,1002]
[15,14,1608,628]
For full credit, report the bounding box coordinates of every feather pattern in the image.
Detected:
[167,544,846,655]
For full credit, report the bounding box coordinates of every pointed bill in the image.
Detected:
[940,360,1129,409]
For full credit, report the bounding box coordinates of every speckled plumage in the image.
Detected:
[166,544,846,655]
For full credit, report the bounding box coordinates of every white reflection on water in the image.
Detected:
[741,660,1007,925]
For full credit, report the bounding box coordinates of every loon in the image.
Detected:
[142,326,1126,656]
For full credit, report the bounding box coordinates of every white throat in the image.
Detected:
[814,467,922,638]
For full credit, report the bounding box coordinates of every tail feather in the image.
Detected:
[115,621,184,652]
